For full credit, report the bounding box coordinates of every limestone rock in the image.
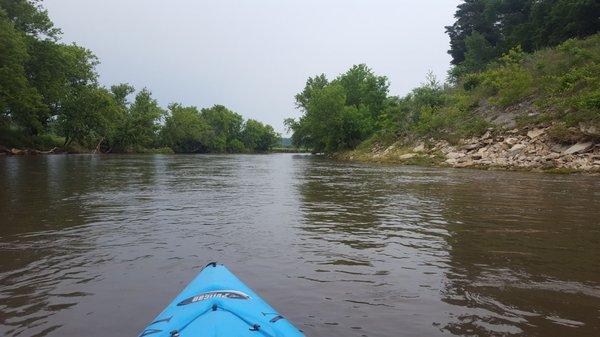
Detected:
[527,128,545,139]
[358,125,599,173]
[464,143,480,150]
[509,144,526,153]
[564,142,594,155]
[446,151,464,159]
[413,144,425,153]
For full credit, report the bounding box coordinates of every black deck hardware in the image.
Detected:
[205,262,217,268]
[270,315,284,323]
[249,324,261,331]
[139,329,162,336]
[212,304,218,311]
[170,330,180,337]
[150,316,172,325]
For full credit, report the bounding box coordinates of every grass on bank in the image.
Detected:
[372,34,600,148]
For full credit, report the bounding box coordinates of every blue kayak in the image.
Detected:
[139,263,305,337]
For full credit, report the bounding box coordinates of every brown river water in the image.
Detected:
[0,154,599,337]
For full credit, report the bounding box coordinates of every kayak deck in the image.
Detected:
[139,263,305,337]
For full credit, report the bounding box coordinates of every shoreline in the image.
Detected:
[0,146,310,156]
[4,136,599,175]
[332,126,600,174]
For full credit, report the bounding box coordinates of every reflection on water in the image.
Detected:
[0,154,599,337]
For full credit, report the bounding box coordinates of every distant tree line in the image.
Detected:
[0,0,278,153]
[446,0,600,75]
[161,103,278,153]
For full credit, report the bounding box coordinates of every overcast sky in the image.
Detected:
[44,0,460,134]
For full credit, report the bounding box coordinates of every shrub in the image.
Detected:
[547,124,580,144]
[479,64,535,106]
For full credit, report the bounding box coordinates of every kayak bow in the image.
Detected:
[139,263,305,337]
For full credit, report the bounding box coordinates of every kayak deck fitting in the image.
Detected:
[139,263,305,337]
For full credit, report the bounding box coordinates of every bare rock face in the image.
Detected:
[464,143,481,151]
[412,144,425,153]
[367,124,598,173]
[509,144,526,153]
[446,151,464,159]
[431,125,599,172]
[445,158,458,165]
[563,142,594,155]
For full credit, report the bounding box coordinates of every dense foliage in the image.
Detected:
[285,65,389,153]
[161,104,278,153]
[446,0,600,74]
[0,0,278,153]
[384,35,600,140]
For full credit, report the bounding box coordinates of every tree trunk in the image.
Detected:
[93,137,105,154]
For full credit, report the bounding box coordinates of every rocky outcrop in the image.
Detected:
[346,126,600,173]
[432,127,599,172]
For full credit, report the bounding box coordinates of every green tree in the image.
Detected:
[295,74,329,112]
[446,0,502,65]
[111,88,163,151]
[333,64,389,120]
[242,119,278,152]
[101,83,134,150]
[380,72,446,137]
[57,85,117,148]
[286,64,388,153]
[0,0,60,39]
[451,31,498,76]
[289,84,359,152]
[446,0,600,69]
[161,103,211,153]
[200,105,244,152]
[110,83,134,108]
[531,0,600,48]
[28,42,99,132]
[1,1,100,136]
[0,10,44,132]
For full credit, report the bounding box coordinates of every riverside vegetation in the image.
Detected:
[286,0,600,172]
[0,0,279,154]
